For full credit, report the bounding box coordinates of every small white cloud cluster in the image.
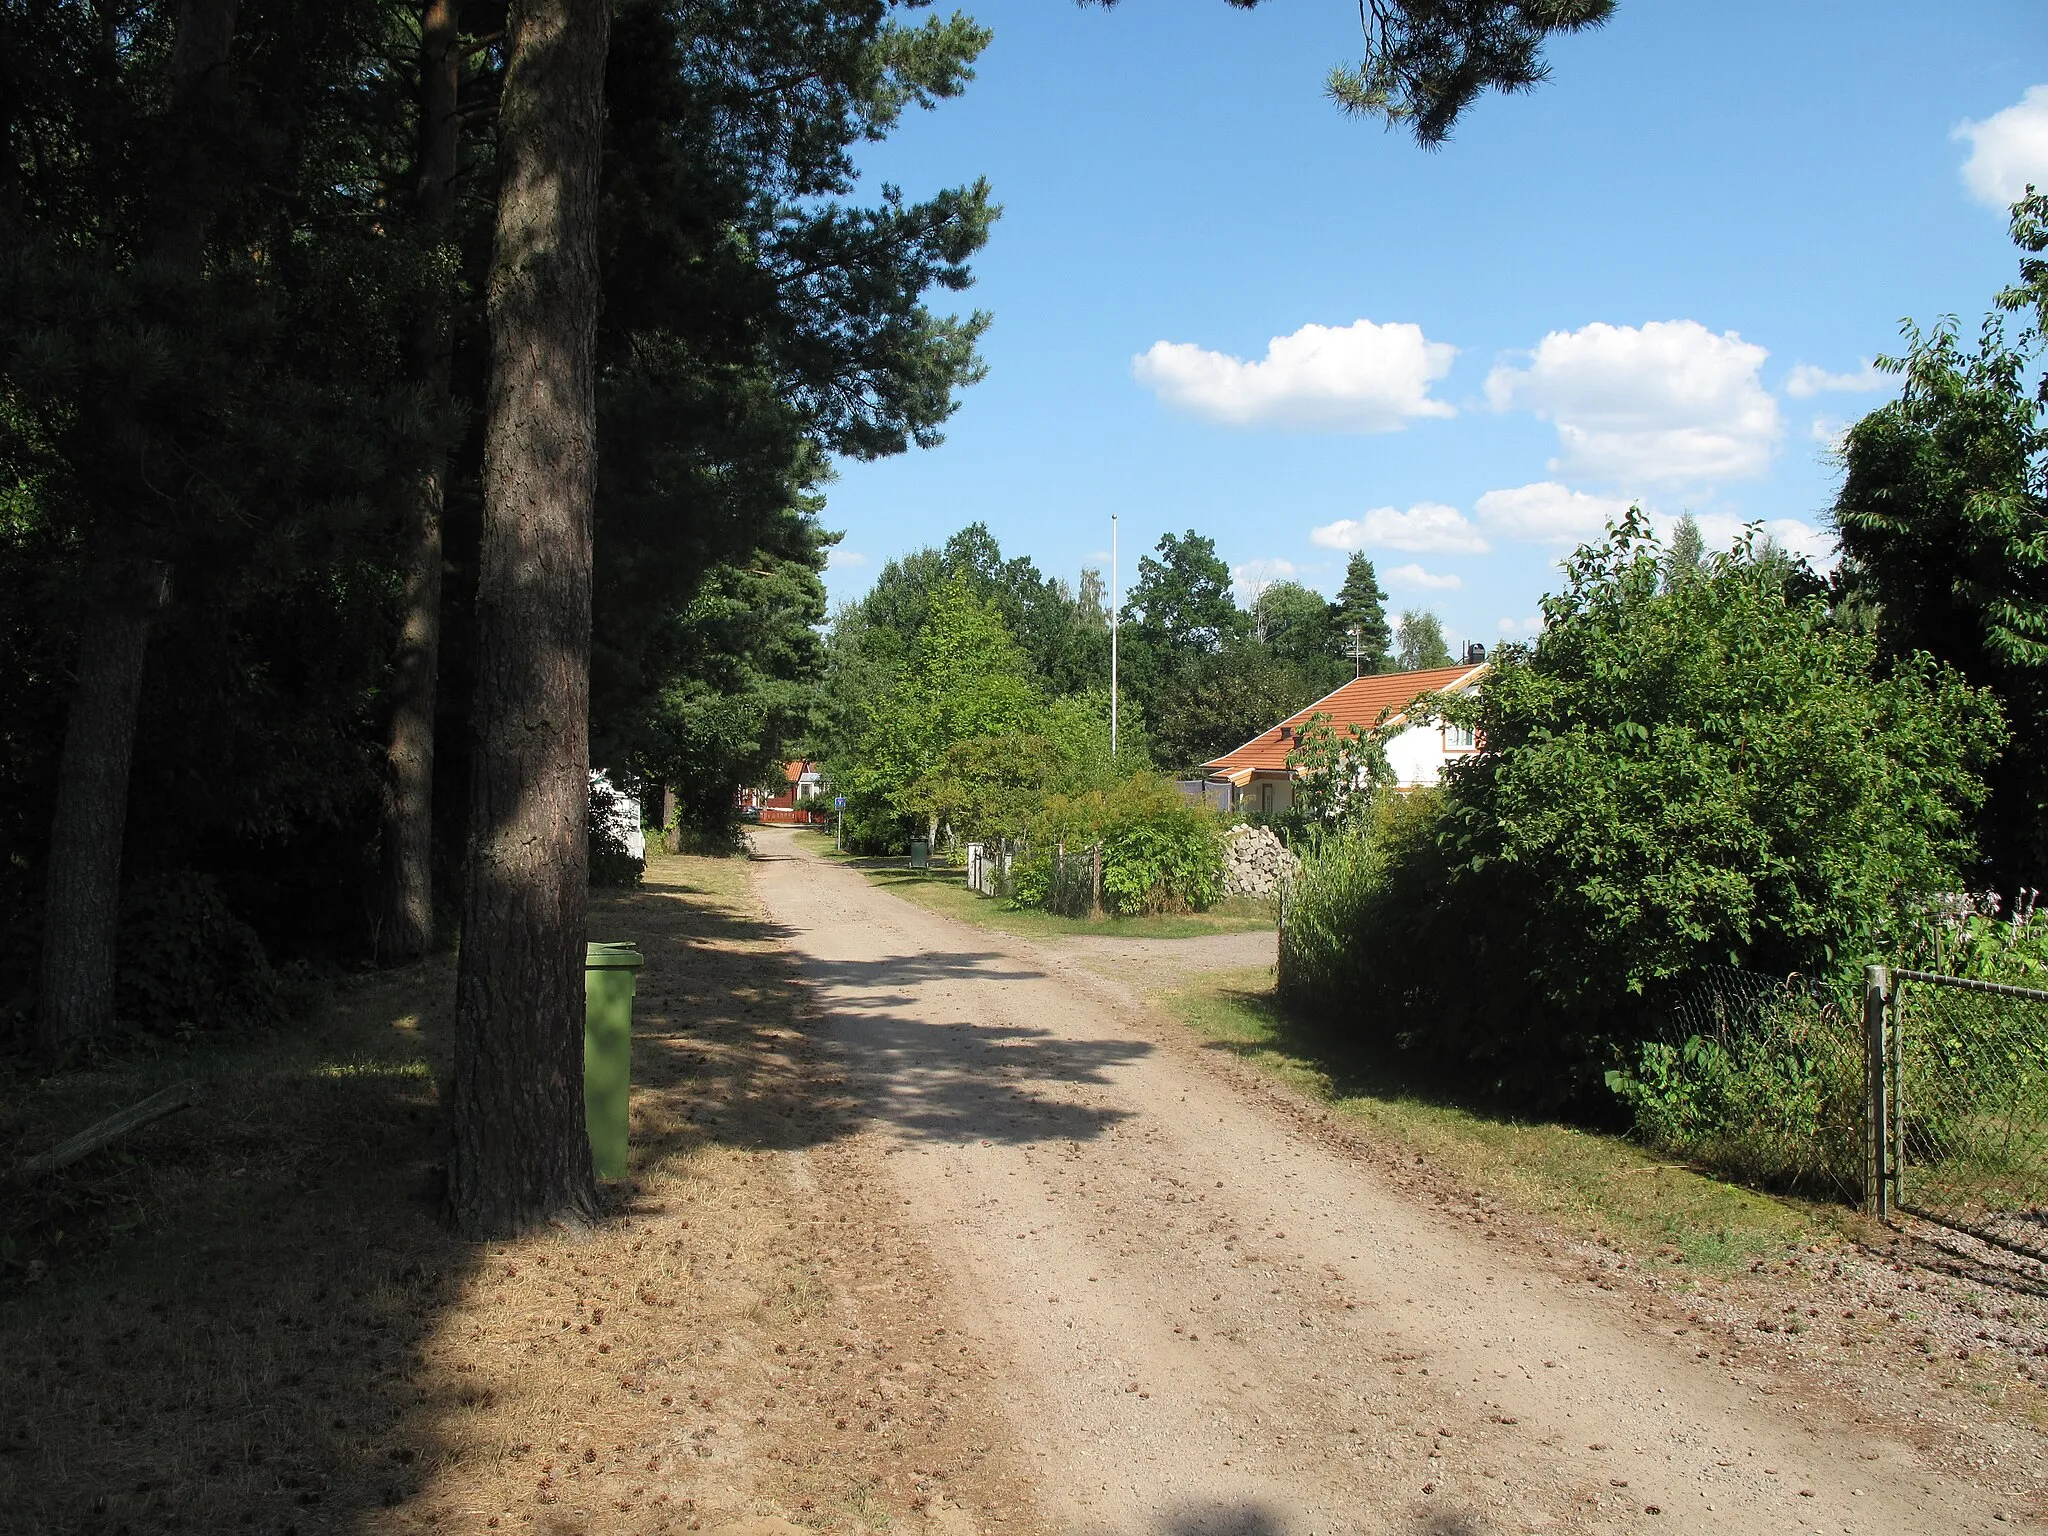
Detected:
[1784,360,1888,399]
[1955,85,2048,210]
[1131,319,1456,432]
[1310,502,1488,555]
[1485,319,1781,485]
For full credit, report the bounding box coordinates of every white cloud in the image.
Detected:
[826,549,867,570]
[1473,481,1634,545]
[1687,513,1836,569]
[1809,415,1848,452]
[1385,563,1461,591]
[1310,501,1489,555]
[1497,614,1545,637]
[1784,360,1889,399]
[1485,320,1781,483]
[1955,85,2048,210]
[1132,319,1456,432]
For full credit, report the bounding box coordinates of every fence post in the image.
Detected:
[1090,841,1104,921]
[1863,963,1888,1218]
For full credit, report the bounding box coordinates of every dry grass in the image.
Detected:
[0,851,1038,1535]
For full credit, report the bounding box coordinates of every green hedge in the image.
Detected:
[1012,776,1222,917]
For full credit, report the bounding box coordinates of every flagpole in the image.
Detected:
[1110,514,1119,760]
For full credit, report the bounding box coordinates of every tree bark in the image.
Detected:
[374,0,463,965]
[446,0,611,1239]
[37,556,170,1061]
[34,0,238,1063]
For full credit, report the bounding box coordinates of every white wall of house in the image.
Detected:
[1245,776,1294,815]
[1384,721,1475,789]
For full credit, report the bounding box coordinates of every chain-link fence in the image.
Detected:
[1613,967,1864,1201]
[1883,968,2048,1261]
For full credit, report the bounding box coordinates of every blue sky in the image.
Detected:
[818,0,2048,654]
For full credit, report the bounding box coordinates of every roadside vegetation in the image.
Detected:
[1166,968,1822,1268]
[794,828,1273,940]
[1274,199,2048,1207]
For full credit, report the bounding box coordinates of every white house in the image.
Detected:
[1195,659,1488,814]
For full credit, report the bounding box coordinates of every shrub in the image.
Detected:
[1281,514,2003,1110]
[1015,775,1222,916]
[116,871,283,1039]
[1604,975,1863,1194]
[588,773,646,887]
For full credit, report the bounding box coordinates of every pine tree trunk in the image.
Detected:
[446,0,611,1239]
[37,557,170,1061]
[33,0,238,1062]
[374,0,463,965]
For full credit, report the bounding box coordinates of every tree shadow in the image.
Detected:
[791,947,1150,1147]
[1154,1499,1486,1535]
[0,953,492,1530]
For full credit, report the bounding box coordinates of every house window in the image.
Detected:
[1445,722,1476,751]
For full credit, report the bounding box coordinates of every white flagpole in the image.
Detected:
[1110,514,1119,760]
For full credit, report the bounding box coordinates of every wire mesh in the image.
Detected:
[1889,970,2048,1260]
[1623,967,1863,1200]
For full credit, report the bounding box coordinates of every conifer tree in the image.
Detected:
[1332,553,1393,674]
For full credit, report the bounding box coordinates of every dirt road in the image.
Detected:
[749,828,2033,1536]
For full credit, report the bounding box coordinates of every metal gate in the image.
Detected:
[1867,965,2048,1260]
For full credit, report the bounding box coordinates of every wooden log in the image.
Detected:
[14,1079,203,1179]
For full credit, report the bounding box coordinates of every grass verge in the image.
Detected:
[792,828,1275,941]
[1162,967,1848,1269]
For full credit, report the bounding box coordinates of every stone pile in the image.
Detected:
[1220,823,1299,899]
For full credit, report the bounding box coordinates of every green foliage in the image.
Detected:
[1252,581,1344,675]
[1395,609,1454,671]
[1833,193,2048,890]
[1118,529,1247,721]
[903,732,1053,849]
[1605,989,1862,1194]
[1042,689,1151,792]
[0,0,1000,1007]
[1318,0,1615,146]
[1283,710,1394,828]
[1014,776,1224,917]
[1150,643,1336,773]
[1332,554,1393,673]
[1090,0,1611,148]
[841,577,1043,847]
[115,873,284,1041]
[588,775,646,888]
[1281,514,2003,1108]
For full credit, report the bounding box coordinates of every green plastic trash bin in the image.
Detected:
[584,941,645,1178]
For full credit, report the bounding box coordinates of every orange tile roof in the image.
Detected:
[1199,663,1487,781]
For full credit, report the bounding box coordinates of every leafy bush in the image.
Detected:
[1014,775,1223,916]
[588,773,646,887]
[1280,514,2003,1110]
[116,871,283,1039]
[1276,791,1432,1003]
[1605,977,1863,1194]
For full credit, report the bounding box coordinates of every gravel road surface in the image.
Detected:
[750,827,2016,1536]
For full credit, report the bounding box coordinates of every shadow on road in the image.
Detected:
[795,945,1151,1147]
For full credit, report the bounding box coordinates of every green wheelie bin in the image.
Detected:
[583,941,645,1178]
